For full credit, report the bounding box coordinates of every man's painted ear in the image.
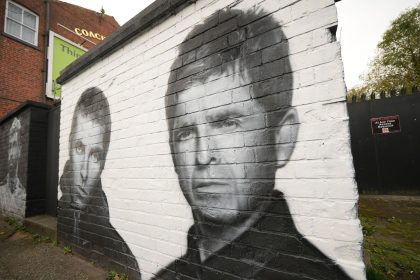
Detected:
[275,108,299,167]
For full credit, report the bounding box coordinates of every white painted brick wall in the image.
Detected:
[59,0,365,279]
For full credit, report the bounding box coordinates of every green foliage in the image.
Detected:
[348,5,420,100]
[63,246,72,254]
[32,233,53,244]
[5,217,27,232]
[107,271,128,280]
[42,236,52,243]
[366,267,387,280]
[360,217,376,237]
[359,200,420,280]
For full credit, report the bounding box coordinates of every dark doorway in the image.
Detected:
[45,105,60,216]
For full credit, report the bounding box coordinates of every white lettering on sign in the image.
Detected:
[74,28,106,40]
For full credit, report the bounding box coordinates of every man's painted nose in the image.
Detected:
[80,154,89,181]
[195,136,216,165]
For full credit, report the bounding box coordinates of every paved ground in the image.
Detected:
[1,195,419,280]
[0,218,107,280]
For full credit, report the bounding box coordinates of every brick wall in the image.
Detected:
[0,0,46,117]
[0,109,30,220]
[49,1,120,50]
[0,0,119,118]
[0,102,50,220]
[58,0,365,279]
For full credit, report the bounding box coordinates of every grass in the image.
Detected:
[107,271,128,280]
[359,196,420,280]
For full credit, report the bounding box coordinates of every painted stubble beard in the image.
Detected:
[172,108,279,226]
[174,137,278,226]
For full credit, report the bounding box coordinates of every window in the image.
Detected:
[4,1,39,46]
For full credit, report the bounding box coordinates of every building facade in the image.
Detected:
[57,0,365,279]
[0,0,119,118]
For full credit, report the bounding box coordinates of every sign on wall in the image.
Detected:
[74,28,106,40]
[46,31,87,99]
[371,116,401,134]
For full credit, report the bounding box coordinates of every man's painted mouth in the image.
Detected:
[193,181,231,194]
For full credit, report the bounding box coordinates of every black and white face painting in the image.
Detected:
[69,113,105,210]
[62,86,111,211]
[172,73,297,225]
[8,118,21,180]
[164,7,299,228]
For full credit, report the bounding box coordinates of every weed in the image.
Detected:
[366,267,387,280]
[31,233,53,244]
[107,271,128,280]
[360,217,376,236]
[42,236,51,243]
[5,217,15,226]
[14,224,27,232]
[63,246,72,254]
[4,217,27,232]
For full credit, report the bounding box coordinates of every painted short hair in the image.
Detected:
[164,8,294,143]
[69,87,111,161]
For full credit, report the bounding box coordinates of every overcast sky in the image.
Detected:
[63,0,419,89]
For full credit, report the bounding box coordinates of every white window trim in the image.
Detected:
[4,0,39,46]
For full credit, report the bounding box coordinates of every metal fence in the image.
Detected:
[347,88,420,194]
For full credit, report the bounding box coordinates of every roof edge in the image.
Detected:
[58,0,193,85]
[0,101,52,125]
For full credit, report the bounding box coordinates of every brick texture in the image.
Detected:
[0,109,30,220]
[58,1,366,279]
[0,0,119,119]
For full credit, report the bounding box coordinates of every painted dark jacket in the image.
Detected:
[153,191,352,280]
[58,160,141,280]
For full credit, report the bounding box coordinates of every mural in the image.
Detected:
[58,1,365,279]
[153,8,353,280]
[0,118,26,217]
[57,87,141,279]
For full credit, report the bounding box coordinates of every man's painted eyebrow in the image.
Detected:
[74,139,84,145]
[173,118,194,129]
[90,146,103,154]
[206,110,244,123]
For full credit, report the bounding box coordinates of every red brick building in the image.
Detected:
[0,0,120,118]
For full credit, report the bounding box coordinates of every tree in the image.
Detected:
[348,5,420,101]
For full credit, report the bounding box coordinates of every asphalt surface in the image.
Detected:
[0,218,107,280]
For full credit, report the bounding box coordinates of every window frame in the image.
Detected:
[4,0,39,46]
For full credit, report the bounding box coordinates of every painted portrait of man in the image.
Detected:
[153,8,353,280]
[0,117,25,216]
[58,87,141,279]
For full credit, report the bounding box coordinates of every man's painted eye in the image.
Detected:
[90,152,100,163]
[216,119,240,129]
[75,142,84,154]
[175,128,194,141]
